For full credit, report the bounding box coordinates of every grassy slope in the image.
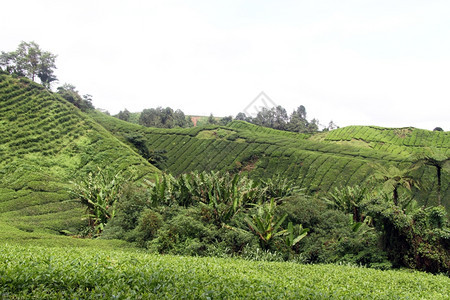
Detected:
[0,74,159,233]
[92,114,449,208]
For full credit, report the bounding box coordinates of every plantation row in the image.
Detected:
[91,114,449,204]
[1,243,449,299]
[325,125,450,152]
[0,74,159,233]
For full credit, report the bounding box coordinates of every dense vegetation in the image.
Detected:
[1,243,449,299]
[235,104,327,133]
[0,74,159,234]
[92,112,450,208]
[86,110,450,273]
[1,68,449,298]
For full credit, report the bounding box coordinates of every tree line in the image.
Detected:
[235,105,338,133]
[1,41,94,111]
[116,104,336,133]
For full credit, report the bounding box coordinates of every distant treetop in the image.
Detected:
[1,41,58,88]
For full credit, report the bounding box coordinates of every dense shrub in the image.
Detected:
[363,196,450,274]
[278,195,390,268]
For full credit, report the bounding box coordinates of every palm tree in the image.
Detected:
[414,148,449,206]
[326,185,368,222]
[372,164,419,206]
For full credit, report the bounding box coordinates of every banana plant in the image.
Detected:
[145,173,177,206]
[70,168,127,234]
[245,198,288,249]
[325,185,368,222]
[284,222,309,247]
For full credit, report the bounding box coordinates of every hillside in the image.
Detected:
[0,74,159,233]
[92,113,450,208]
[1,72,448,235]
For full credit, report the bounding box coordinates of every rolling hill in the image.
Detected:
[1,72,448,236]
[0,74,159,233]
[91,112,450,208]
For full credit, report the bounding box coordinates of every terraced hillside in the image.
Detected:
[0,74,159,233]
[92,113,450,208]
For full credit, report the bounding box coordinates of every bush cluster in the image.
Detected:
[100,172,401,270]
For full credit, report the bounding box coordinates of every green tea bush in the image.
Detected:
[1,243,449,299]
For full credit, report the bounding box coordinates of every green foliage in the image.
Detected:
[125,133,168,169]
[284,222,309,247]
[207,113,218,125]
[57,83,94,111]
[414,147,450,205]
[145,171,268,226]
[1,41,57,87]
[363,195,450,274]
[1,244,449,299]
[115,108,131,121]
[277,194,389,268]
[69,168,128,235]
[0,74,159,233]
[326,185,368,222]
[245,198,289,249]
[92,112,449,206]
[372,164,420,205]
[133,209,164,247]
[138,106,192,128]
[260,174,300,199]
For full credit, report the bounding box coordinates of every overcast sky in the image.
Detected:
[2,0,450,130]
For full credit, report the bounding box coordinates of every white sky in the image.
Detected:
[2,0,450,130]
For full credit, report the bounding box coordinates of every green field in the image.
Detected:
[1,241,449,299]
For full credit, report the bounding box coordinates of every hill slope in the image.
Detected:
[92,113,450,208]
[0,74,159,233]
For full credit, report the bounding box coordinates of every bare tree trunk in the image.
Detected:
[437,166,441,206]
[393,187,399,206]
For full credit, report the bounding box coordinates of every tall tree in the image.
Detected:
[116,109,131,121]
[372,164,420,205]
[273,106,288,130]
[306,118,319,133]
[414,148,450,206]
[139,108,161,127]
[235,112,249,122]
[253,107,274,128]
[287,106,308,133]
[37,51,58,88]
[219,116,233,126]
[57,84,94,111]
[207,113,217,125]
[173,109,187,127]
[1,41,57,87]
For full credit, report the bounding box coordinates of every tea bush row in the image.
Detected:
[1,243,449,299]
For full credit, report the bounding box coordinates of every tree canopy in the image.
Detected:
[236,105,323,133]
[57,83,94,111]
[138,107,193,128]
[1,41,57,88]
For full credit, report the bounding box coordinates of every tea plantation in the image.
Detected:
[0,74,159,233]
[1,73,449,298]
[1,241,449,299]
[91,110,450,208]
